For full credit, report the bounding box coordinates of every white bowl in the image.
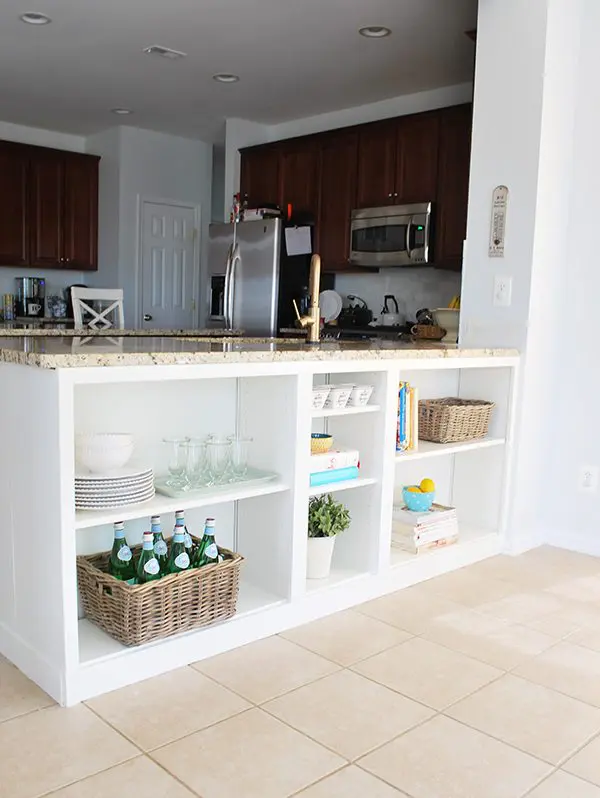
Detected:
[347,384,374,407]
[75,433,134,473]
[431,308,460,343]
[324,384,353,409]
[311,386,331,410]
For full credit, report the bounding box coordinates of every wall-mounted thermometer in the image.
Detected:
[489,185,509,257]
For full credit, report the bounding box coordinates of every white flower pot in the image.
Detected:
[307,535,337,579]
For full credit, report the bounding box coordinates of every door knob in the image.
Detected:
[143,314,153,321]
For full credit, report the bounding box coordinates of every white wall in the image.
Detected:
[223,118,270,220]
[86,128,121,291]
[0,121,87,303]
[211,147,226,223]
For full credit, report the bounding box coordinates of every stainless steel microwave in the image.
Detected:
[349,202,432,267]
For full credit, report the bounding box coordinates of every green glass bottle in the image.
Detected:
[151,514,168,575]
[175,509,194,560]
[166,523,191,574]
[137,531,162,583]
[108,521,136,583]
[192,517,220,568]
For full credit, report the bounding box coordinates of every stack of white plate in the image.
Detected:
[75,464,155,510]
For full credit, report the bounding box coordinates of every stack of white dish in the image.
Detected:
[75,465,155,510]
[74,432,154,510]
[312,383,375,410]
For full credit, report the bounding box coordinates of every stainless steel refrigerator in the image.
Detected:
[207,219,282,336]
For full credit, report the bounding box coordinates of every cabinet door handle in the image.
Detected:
[387,193,393,198]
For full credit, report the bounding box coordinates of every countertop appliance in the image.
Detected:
[349,202,432,268]
[15,277,45,318]
[208,218,333,336]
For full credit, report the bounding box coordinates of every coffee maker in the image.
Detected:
[15,278,45,318]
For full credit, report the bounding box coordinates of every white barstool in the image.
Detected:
[71,288,125,330]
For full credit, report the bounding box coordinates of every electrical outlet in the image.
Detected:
[493,275,512,307]
[578,465,599,493]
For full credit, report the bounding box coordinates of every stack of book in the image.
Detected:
[397,381,419,453]
[391,503,459,554]
[309,448,360,487]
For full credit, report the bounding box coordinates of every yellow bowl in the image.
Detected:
[311,433,333,454]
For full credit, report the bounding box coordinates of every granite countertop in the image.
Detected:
[0,326,240,337]
[0,335,518,369]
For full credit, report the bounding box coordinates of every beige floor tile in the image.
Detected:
[296,765,407,797]
[0,704,138,798]
[45,756,195,797]
[518,547,600,576]
[564,735,600,786]
[422,606,556,670]
[568,628,600,652]
[0,658,54,722]
[515,642,600,707]
[477,591,568,624]
[547,602,600,633]
[417,568,520,607]
[355,587,464,634]
[153,707,344,798]
[263,669,433,761]
[359,714,551,798]
[527,771,600,798]
[280,610,411,666]
[545,575,600,603]
[353,636,502,710]
[447,674,600,764]
[192,635,339,704]
[467,548,599,589]
[525,612,583,639]
[87,666,249,750]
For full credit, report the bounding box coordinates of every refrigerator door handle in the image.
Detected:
[228,243,240,330]
[223,244,233,329]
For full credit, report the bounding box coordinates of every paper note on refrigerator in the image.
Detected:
[285,226,312,256]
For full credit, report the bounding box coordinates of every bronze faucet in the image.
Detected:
[293,254,322,344]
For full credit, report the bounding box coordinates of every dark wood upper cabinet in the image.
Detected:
[0,143,29,266]
[318,131,358,272]
[395,113,440,204]
[63,153,99,271]
[29,153,64,268]
[239,146,280,208]
[279,140,319,216]
[356,121,397,208]
[435,104,473,270]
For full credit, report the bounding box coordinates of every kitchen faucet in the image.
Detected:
[293,254,321,344]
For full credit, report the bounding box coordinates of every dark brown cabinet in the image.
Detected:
[0,140,99,271]
[63,154,99,270]
[356,121,397,208]
[0,143,29,266]
[279,140,319,216]
[396,113,439,204]
[318,131,358,272]
[239,145,280,208]
[239,103,472,273]
[435,105,472,270]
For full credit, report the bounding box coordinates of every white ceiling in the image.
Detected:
[0,0,477,143]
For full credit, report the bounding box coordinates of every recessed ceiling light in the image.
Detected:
[143,45,187,60]
[213,73,240,83]
[359,26,392,38]
[19,12,52,25]
[111,108,132,115]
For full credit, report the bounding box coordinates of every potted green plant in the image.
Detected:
[307,493,351,579]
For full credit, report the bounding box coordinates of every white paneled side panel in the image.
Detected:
[151,214,166,239]
[151,247,166,308]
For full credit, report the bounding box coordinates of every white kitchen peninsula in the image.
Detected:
[0,336,519,705]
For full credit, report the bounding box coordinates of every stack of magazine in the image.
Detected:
[392,503,459,554]
[309,449,360,487]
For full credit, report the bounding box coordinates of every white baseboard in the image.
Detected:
[544,528,600,558]
[0,623,63,703]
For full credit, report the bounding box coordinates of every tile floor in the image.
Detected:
[5,547,600,796]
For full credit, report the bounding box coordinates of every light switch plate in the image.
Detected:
[493,275,512,307]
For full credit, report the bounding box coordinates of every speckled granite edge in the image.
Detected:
[0,327,240,337]
[0,344,519,369]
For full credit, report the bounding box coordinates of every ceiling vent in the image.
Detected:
[142,45,187,60]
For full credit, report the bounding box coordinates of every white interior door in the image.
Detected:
[140,200,198,329]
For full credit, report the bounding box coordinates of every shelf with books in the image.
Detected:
[395,436,506,462]
[390,525,500,568]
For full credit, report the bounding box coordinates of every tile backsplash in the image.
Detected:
[335,268,462,323]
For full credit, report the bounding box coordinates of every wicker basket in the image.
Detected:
[412,324,446,341]
[418,398,495,443]
[77,538,243,647]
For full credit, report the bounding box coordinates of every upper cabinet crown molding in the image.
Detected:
[0,140,99,271]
